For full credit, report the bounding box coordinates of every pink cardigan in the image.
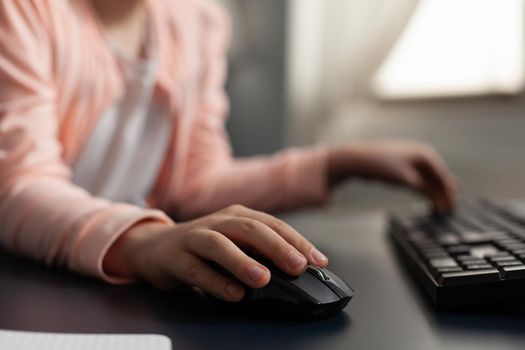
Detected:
[0,0,329,282]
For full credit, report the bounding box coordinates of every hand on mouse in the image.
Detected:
[103,204,329,302]
[327,140,458,213]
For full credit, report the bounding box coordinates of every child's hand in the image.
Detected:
[103,205,328,302]
[328,140,458,213]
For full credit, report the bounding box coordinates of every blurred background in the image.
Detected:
[218,0,525,211]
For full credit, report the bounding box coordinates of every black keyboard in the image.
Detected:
[389,198,525,308]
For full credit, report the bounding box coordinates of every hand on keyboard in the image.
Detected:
[328,140,458,214]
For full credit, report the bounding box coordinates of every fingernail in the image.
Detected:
[311,248,328,264]
[247,265,267,283]
[225,283,242,296]
[288,252,307,270]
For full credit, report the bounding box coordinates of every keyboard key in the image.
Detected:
[459,232,487,243]
[456,255,480,261]
[504,243,525,251]
[465,264,493,270]
[489,256,518,262]
[469,245,501,258]
[430,258,459,268]
[436,267,463,273]
[447,245,472,255]
[498,238,520,244]
[456,255,487,264]
[489,233,512,241]
[439,269,500,286]
[421,247,447,256]
[460,231,507,244]
[436,233,460,245]
[417,242,441,250]
[497,239,521,246]
[421,247,447,253]
[501,265,525,279]
[495,261,522,267]
[461,258,488,264]
[490,252,513,258]
[424,252,450,259]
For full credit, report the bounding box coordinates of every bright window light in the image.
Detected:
[372,0,525,100]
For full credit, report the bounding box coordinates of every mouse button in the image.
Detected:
[322,269,354,298]
[307,266,330,280]
[288,272,340,304]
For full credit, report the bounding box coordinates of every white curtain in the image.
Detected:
[286,0,419,145]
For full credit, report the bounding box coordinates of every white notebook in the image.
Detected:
[0,330,172,350]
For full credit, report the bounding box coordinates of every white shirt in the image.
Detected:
[72,34,171,208]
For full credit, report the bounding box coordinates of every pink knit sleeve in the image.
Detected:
[0,0,173,283]
[172,2,331,219]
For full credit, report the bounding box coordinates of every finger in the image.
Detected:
[185,229,271,288]
[421,180,450,213]
[415,154,457,212]
[228,206,328,267]
[418,175,454,214]
[213,217,309,276]
[173,252,246,302]
[417,164,455,213]
[402,168,447,213]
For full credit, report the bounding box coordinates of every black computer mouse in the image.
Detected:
[207,256,354,320]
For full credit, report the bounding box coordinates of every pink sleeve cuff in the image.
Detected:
[282,145,331,208]
[69,204,174,284]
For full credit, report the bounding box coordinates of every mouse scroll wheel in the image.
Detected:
[306,266,330,281]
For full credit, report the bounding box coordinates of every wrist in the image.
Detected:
[327,145,369,186]
[103,221,170,280]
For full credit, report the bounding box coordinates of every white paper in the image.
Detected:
[0,330,171,350]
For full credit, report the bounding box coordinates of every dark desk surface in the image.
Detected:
[2,207,525,349]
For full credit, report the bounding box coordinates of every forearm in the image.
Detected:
[175,146,330,219]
